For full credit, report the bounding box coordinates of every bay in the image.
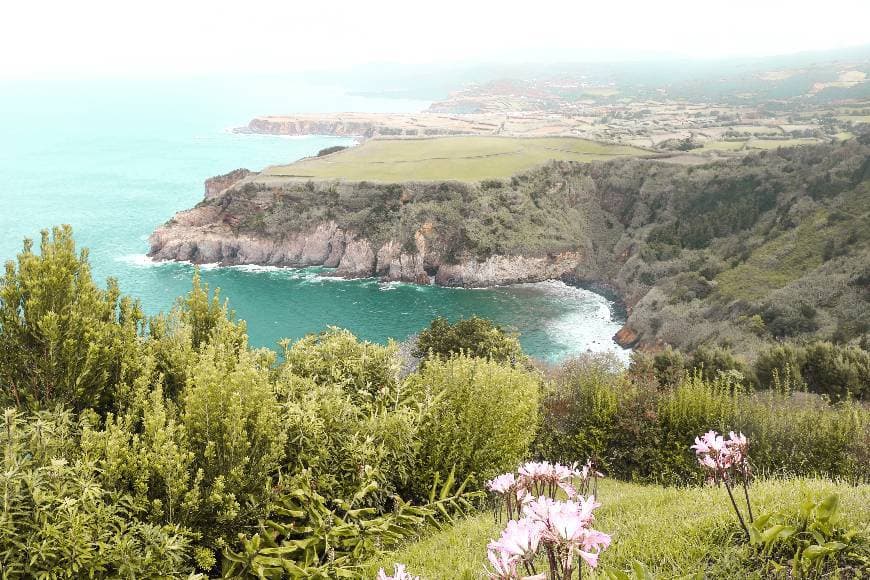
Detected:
[0,76,627,361]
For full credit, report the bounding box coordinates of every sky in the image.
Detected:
[1,0,869,79]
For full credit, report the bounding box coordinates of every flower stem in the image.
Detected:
[724,479,748,536]
[742,478,754,523]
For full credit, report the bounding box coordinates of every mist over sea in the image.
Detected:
[0,76,627,361]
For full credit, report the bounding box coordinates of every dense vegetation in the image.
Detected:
[0,228,866,577]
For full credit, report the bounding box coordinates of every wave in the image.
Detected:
[115,254,161,267]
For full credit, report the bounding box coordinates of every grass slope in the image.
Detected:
[369,478,870,579]
[262,136,649,182]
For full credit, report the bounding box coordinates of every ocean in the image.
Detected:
[0,76,627,361]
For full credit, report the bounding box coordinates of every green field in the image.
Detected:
[261,136,650,182]
[369,478,870,579]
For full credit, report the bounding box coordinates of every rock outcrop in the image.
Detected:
[148,173,584,287]
[149,212,582,287]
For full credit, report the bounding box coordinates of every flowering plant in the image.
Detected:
[485,460,611,579]
[691,430,754,534]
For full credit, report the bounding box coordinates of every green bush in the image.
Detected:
[754,341,869,401]
[534,355,621,467]
[280,327,401,405]
[0,226,144,413]
[535,355,869,485]
[181,333,286,546]
[405,355,541,496]
[412,316,525,364]
[0,409,195,578]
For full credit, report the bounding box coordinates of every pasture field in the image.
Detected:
[368,478,870,579]
[259,136,650,182]
[702,140,747,151]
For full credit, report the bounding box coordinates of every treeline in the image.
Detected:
[0,228,867,577]
[638,342,869,402]
[535,355,868,486]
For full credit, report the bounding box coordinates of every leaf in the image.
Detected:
[801,544,830,560]
[630,560,655,580]
[815,494,839,522]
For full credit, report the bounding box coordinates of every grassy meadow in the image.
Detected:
[260,136,650,182]
[370,478,870,579]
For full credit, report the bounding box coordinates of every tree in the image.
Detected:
[412,316,525,364]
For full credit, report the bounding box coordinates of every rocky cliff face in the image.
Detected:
[148,138,870,356]
[148,173,586,287]
[149,213,584,287]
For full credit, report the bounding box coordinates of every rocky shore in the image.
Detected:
[149,212,584,288]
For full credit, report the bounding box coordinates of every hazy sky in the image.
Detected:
[1,0,869,79]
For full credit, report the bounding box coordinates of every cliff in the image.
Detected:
[150,137,870,355]
[149,196,586,288]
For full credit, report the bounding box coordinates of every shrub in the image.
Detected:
[316,145,348,157]
[276,371,419,504]
[800,342,869,401]
[535,355,869,485]
[534,355,622,469]
[754,341,869,401]
[412,316,525,364]
[688,345,750,383]
[0,409,195,578]
[405,355,541,496]
[0,226,144,413]
[280,327,401,405]
[181,331,286,545]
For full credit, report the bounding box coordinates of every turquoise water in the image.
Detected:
[0,77,626,361]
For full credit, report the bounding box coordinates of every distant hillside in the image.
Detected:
[150,135,870,357]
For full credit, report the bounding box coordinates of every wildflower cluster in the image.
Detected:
[376,563,420,580]
[691,430,750,483]
[487,460,603,520]
[691,430,754,534]
[485,461,610,579]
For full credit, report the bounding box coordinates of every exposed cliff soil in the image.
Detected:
[204,169,251,200]
[150,137,870,355]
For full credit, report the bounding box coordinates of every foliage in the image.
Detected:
[0,226,144,413]
[534,355,869,485]
[747,494,868,578]
[405,355,541,497]
[754,341,869,401]
[222,470,478,579]
[412,316,526,365]
[0,409,197,578]
[280,327,401,405]
[315,145,348,157]
[2,228,868,578]
[181,333,287,546]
